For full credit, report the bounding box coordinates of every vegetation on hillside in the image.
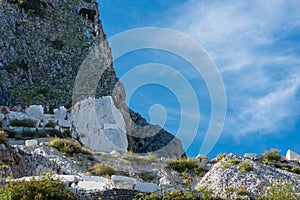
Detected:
[49,138,92,156]
[0,173,76,200]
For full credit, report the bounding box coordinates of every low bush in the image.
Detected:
[45,121,56,128]
[49,138,87,156]
[194,165,209,176]
[197,186,226,200]
[263,149,282,163]
[235,186,249,195]
[123,151,157,165]
[5,130,16,139]
[51,39,64,50]
[88,163,116,176]
[35,130,48,138]
[10,119,36,127]
[20,130,35,138]
[216,153,226,162]
[227,159,240,164]
[139,172,155,182]
[166,158,198,173]
[144,152,157,162]
[290,166,300,175]
[0,131,8,147]
[0,173,76,200]
[238,161,253,172]
[221,162,230,169]
[258,182,299,200]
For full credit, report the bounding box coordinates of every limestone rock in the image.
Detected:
[111,175,137,190]
[244,153,258,160]
[77,180,110,191]
[54,106,67,122]
[286,149,300,161]
[25,105,44,120]
[134,181,158,193]
[73,97,128,153]
[25,139,38,147]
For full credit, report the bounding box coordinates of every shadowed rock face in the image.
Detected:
[0,0,185,157]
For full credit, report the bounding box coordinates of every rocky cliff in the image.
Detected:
[0,0,184,157]
[0,0,115,109]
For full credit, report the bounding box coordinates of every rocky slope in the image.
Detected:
[197,154,300,199]
[1,139,300,199]
[0,0,184,157]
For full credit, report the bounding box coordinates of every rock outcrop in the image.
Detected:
[73,97,128,153]
[197,154,300,199]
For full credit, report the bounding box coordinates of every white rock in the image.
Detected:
[81,175,110,182]
[111,175,137,190]
[134,181,158,193]
[54,106,67,121]
[25,139,38,147]
[52,174,80,184]
[73,97,128,153]
[25,105,44,120]
[244,153,257,160]
[286,149,300,161]
[77,181,108,191]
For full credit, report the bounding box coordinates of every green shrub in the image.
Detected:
[123,151,140,161]
[45,121,56,128]
[221,162,230,169]
[197,186,225,200]
[290,166,300,175]
[144,152,157,163]
[194,165,209,176]
[0,173,76,200]
[166,158,198,173]
[88,163,116,176]
[235,186,249,195]
[258,182,299,200]
[216,153,226,162]
[10,119,36,127]
[35,130,47,138]
[263,149,282,163]
[227,159,240,164]
[0,131,8,147]
[20,0,48,17]
[20,131,37,138]
[5,130,16,138]
[47,129,65,138]
[238,161,253,172]
[51,39,64,50]
[139,172,155,182]
[49,138,84,156]
[123,151,156,165]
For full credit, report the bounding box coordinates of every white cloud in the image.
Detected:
[169,0,300,136]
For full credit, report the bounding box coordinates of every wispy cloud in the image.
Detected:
[169,0,300,136]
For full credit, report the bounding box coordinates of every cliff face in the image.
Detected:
[0,0,116,109]
[0,0,185,157]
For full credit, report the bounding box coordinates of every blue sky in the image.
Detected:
[98,0,300,157]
